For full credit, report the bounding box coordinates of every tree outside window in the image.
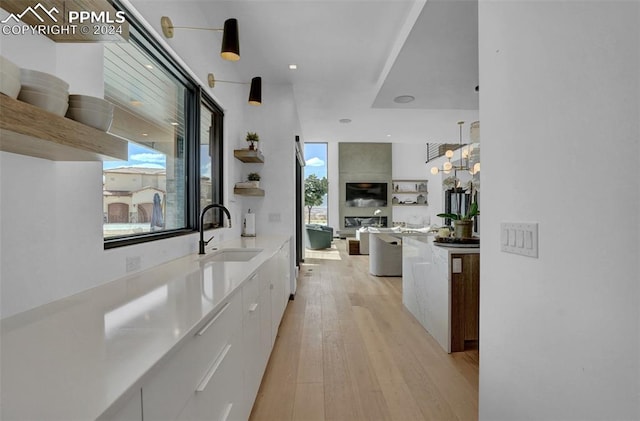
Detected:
[304,174,328,224]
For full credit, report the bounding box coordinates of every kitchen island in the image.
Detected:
[0,235,291,420]
[402,236,479,353]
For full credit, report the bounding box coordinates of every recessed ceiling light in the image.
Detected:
[170,122,179,126]
[386,134,391,137]
[339,118,352,124]
[393,95,415,104]
[145,64,154,69]
[130,99,143,106]
[142,133,148,136]
[289,64,297,70]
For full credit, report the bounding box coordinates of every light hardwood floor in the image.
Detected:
[250,240,478,421]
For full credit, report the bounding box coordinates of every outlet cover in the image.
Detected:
[126,256,141,272]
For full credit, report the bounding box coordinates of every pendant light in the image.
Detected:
[430,121,480,176]
[160,16,240,61]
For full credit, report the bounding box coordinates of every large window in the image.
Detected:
[304,143,328,225]
[199,100,224,229]
[103,5,223,246]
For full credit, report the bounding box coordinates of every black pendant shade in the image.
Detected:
[221,18,240,61]
[248,77,262,106]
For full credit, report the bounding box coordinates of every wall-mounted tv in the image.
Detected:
[345,182,387,207]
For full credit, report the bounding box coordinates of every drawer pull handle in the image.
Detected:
[221,402,233,421]
[197,302,231,336]
[196,343,232,392]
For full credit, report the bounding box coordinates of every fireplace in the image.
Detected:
[344,216,388,228]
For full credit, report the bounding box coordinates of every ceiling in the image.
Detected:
[129,0,479,144]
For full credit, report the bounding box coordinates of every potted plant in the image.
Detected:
[246,132,259,150]
[247,172,261,188]
[437,201,479,238]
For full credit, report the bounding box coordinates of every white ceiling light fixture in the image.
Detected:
[289,64,297,70]
[393,95,415,104]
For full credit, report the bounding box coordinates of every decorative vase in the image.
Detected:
[453,220,473,238]
[248,142,255,150]
[249,180,259,188]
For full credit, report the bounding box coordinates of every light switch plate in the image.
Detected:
[500,222,538,258]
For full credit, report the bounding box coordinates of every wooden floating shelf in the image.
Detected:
[393,204,428,207]
[0,94,128,161]
[234,149,264,163]
[233,187,265,197]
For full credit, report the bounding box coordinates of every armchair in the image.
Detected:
[305,224,333,250]
[369,233,403,276]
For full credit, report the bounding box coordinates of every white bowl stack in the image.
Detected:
[66,94,114,132]
[18,69,69,116]
[0,56,22,98]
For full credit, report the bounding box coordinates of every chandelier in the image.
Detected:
[430,121,480,176]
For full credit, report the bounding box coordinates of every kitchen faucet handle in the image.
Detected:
[205,235,214,245]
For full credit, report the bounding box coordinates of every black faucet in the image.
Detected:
[199,204,232,255]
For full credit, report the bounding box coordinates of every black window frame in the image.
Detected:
[104,1,224,249]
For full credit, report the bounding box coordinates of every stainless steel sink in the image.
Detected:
[206,248,263,262]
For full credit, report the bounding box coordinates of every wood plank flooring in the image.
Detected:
[250,240,478,421]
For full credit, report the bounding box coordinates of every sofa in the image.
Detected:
[305,224,334,250]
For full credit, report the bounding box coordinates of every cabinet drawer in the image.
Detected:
[177,332,243,421]
[242,272,260,317]
[143,293,242,420]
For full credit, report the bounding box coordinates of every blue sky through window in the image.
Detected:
[304,143,328,208]
[104,143,167,170]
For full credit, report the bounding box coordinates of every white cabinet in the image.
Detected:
[241,272,266,418]
[142,292,242,420]
[176,332,243,421]
[270,242,290,342]
[125,239,291,421]
[97,389,142,421]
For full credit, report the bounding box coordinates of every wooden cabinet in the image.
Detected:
[450,254,480,352]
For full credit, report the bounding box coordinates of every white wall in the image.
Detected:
[479,2,639,419]
[0,3,300,317]
[327,142,340,232]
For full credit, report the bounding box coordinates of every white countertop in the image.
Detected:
[0,235,289,421]
[406,235,480,255]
